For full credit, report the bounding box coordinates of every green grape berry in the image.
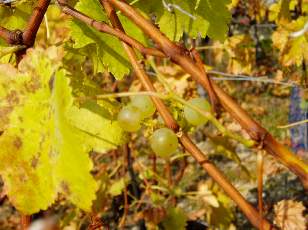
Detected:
[150,128,178,158]
[130,95,156,118]
[184,98,211,126]
[117,105,142,132]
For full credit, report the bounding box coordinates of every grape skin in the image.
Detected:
[150,128,178,158]
[184,98,211,126]
[130,95,156,118]
[117,105,142,132]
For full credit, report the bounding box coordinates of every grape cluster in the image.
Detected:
[117,96,211,158]
[117,95,156,132]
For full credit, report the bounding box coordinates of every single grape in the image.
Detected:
[150,128,178,158]
[184,98,211,126]
[130,95,156,118]
[117,105,142,132]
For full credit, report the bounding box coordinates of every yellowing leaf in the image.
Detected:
[272,16,308,66]
[67,105,125,153]
[0,48,124,214]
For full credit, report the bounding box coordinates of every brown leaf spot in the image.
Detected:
[61,181,70,194]
[13,137,22,149]
[0,107,12,129]
[6,90,19,105]
[31,153,40,168]
[25,77,41,93]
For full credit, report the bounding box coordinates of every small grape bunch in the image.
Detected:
[117,95,156,132]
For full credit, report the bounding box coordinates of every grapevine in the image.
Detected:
[0,0,307,229]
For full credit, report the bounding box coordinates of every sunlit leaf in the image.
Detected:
[0,48,124,214]
[131,0,231,41]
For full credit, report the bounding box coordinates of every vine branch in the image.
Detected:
[190,48,220,114]
[57,0,165,58]
[0,26,22,44]
[105,0,308,189]
[101,1,274,229]
[22,0,51,47]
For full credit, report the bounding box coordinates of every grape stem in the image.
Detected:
[78,91,168,101]
[83,88,254,147]
[174,95,255,147]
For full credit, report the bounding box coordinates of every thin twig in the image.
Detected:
[278,119,308,129]
[21,215,31,230]
[119,145,129,228]
[191,48,220,114]
[257,151,265,230]
[174,156,188,184]
[88,213,103,230]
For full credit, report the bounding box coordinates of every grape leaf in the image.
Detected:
[69,0,146,79]
[0,47,124,214]
[272,16,308,66]
[0,2,33,30]
[131,0,231,41]
[67,104,126,153]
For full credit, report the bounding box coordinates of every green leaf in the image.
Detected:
[69,0,146,79]
[131,0,231,41]
[0,47,124,214]
[162,207,187,230]
[0,2,33,30]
